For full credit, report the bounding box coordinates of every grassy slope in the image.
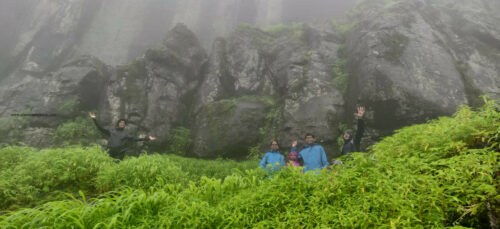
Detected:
[0,101,498,228]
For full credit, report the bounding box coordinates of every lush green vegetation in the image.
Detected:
[0,101,498,228]
[164,154,258,181]
[52,117,101,146]
[331,58,349,95]
[167,127,192,156]
[0,146,258,211]
[0,145,112,210]
[0,114,30,144]
[116,57,147,104]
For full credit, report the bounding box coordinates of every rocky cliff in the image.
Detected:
[0,0,499,159]
[0,0,354,72]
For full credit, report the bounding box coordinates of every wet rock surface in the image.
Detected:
[1,0,499,159]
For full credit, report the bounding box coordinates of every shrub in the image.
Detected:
[96,154,189,192]
[167,127,192,156]
[331,58,349,94]
[0,145,112,210]
[0,145,36,171]
[52,117,101,146]
[0,146,259,211]
[0,115,29,144]
[163,154,259,181]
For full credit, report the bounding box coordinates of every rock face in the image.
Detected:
[192,24,344,158]
[0,0,499,159]
[344,0,500,137]
[0,55,109,146]
[0,55,108,123]
[424,0,500,103]
[103,24,208,141]
[0,0,355,71]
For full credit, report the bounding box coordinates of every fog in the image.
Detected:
[0,0,498,157]
[0,0,356,69]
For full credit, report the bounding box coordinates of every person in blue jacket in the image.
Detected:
[294,133,329,172]
[259,140,285,173]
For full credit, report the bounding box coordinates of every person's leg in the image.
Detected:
[116,150,126,161]
[107,149,123,163]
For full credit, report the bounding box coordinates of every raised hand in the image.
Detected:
[149,136,157,141]
[291,140,297,147]
[89,112,96,119]
[355,106,365,119]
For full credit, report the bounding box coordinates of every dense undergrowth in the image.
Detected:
[0,100,499,228]
[0,146,258,211]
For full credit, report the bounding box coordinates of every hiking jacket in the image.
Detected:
[259,150,285,172]
[297,144,329,172]
[92,119,149,157]
[341,119,365,156]
[286,149,301,167]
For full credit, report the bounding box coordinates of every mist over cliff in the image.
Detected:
[0,0,499,159]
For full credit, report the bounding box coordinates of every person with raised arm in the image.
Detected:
[89,112,156,161]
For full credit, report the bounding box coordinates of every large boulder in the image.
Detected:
[344,0,500,137]
[192,97,275,158]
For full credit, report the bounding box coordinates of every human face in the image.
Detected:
[289,154,297,161]
[305,135,315,145]
[118,121,126,128]
[343,132,351,140]
[271,141,279,150]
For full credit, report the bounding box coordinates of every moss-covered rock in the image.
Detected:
[192,96,276,159]
[381,31,409,63]
[116,58,147,104]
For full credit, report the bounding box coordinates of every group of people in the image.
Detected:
[88,106,365,169]
[259,106,365,173]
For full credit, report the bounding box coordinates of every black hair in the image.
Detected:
[304,133,315,138]
[270,140,280,147]
[343,129,353,135]
[116,119,127,126]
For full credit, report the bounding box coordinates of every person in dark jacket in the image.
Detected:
[334,106,365,165]
[89,112,156,160]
